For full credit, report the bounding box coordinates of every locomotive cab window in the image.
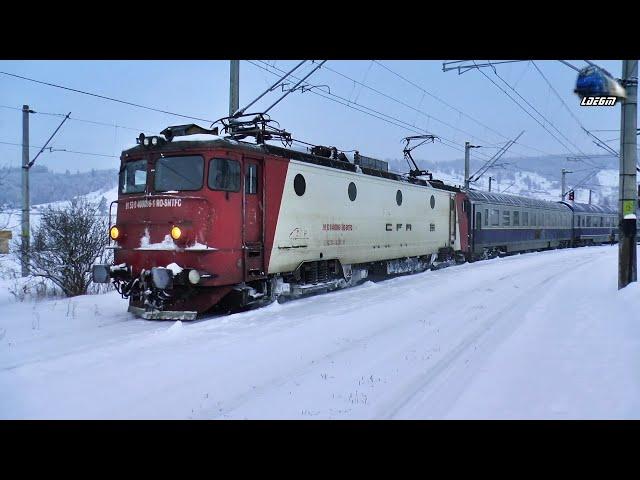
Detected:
[209,158,240,192]
[155,155,204,192]
[120,159,147,194]
[245,164,258,194]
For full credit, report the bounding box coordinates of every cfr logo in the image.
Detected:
[386,223,412,231]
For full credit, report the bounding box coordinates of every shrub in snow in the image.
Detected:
[27,196,110,297]
[6,270,59,301]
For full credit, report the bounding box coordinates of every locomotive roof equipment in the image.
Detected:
[402,134,438,179]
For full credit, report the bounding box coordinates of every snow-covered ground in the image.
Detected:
[1,244,639,419]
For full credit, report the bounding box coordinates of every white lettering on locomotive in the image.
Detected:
[125,198,183,209]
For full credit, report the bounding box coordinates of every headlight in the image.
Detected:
[170,226,182,240]
[188,269,201,285]
[109,226,120,240]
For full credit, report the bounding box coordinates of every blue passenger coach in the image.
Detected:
[560,201,618,245]
[466,190,573,258]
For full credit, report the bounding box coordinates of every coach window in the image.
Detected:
[484,209,489,227]
[513,211,520,226]
[120,159,147,194]
[155,155,204,192]
[491,209,499,226]
[502,210,510,226]
[523,211,529,226]
[208,158,240,192]
[586,216,592,227]
[245,164,258,194]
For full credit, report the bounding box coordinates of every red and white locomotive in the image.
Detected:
[93,120,468,319]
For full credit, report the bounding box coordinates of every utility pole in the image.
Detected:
[488,177,493,192]
[561,168,572,200]
[589,189,592,204]
[229,60,240,117]
[20,107,70,277]
[21,105,31,277]
[618,59,638,289]
[464,141,481,189]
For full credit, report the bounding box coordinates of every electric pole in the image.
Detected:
[20,107,70,277]
[488,176,493,192]
[589,189,592,205]
[21,105,31,277]
[464,141,481,189]
[229,60,240,117]
[464,142,470,189]
[561,168,572,200]
[618,59,638,289]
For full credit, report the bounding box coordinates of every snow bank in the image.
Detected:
[1,245,639,419]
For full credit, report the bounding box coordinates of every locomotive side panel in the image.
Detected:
[267,160,454,274]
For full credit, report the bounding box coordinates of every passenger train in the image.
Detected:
[92,123,620,320]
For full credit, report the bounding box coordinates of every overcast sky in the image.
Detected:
[0,60,625,173]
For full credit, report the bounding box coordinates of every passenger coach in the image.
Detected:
[465,190,573,258]
[561,201,618,245]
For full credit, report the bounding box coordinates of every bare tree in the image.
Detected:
[29,197,109,297]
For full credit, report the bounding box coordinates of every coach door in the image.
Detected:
[243,157,265,279]
[474,208,481,251]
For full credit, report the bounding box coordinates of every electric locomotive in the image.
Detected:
[93,119,467,319]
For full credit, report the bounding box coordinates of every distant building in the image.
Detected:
[0,230,12,254]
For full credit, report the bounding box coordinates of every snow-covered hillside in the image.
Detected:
[1,244,638,419]
[386,154,620,207]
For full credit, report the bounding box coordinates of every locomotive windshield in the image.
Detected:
[154,155,204,192]
[120,159,147,194]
